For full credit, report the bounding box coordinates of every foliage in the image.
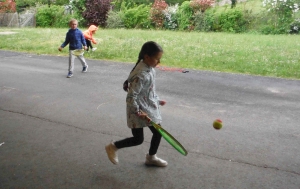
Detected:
[111,0,152,11]
[0,0,16,13]
[190,0,214,13]
[166,0,186,5]
[150,0,168,28]
[262,0,299,34]
[36,5,72,28]
[122,4,152,29]
[2,28,300,79]
[194,9,215,31]
[231,0,236,8]
[163,3,179,30]
[70,0,86,24]
[54,0,70,6]
[217,8,248,33]
[83,0,112,27]
[106,10,125,28]
[15,0,35,12]
[15,0,69,12]
[176,1,193,30]
[289,18,300,33]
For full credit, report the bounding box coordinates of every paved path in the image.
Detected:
[0,50,299,189]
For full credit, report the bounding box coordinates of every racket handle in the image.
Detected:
[139,110,151,122]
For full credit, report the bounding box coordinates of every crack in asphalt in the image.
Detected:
[1,108,299,177]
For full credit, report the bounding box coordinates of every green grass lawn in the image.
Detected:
[0,28,300,79]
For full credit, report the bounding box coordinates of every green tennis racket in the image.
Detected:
[145,115,188,156]
[71,49,85,56]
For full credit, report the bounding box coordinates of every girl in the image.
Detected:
[105,41,167,167]
[83,25,98,52]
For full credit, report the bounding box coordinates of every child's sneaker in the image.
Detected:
[82,65,88,73]
[145,154,168,167]
[67,71,73,78]
[92,48,97,51]
[105,142,118,165]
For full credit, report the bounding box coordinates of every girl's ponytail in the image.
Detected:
[123,41,163,92]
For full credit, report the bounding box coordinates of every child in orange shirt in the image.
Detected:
[83,25,98,52]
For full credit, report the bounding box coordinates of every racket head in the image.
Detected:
[71,49,84,56]
[151,121,188,156]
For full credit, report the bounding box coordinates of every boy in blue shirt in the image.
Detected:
[58,18,88,78]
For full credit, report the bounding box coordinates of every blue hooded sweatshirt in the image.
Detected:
[61,28,86,50]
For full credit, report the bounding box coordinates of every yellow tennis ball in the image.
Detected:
[213,119,222,130]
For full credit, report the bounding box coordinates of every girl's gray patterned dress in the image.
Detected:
[126,61,162,128]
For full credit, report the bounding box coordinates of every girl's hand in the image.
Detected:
[137,110,147,119]
[159,100,166,106]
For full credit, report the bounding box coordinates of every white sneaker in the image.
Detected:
[105,142,118,165]
[145,154,168,167]
[92,48,97,51]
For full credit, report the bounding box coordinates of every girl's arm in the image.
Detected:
[91,37,97,44]
[159,100,166,106]
[83,31,91,40]
[126,75,145,113]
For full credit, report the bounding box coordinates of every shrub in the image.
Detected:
[262,0,299,34]
[163,3,179,30]
[36,5,71,27]
[194,8,215,32]
[70,0,86,25]
[106,10,125,28]
[53,12,73,28]
[0,0,16,13]
[217,8,247,33]
[150,0,168,28]
[83,0,112,27]
[166,0,186,5]
[176,1,193,30]
[190,0,214,13]
[289,18,300,34]
[15,0,37,12]
[122,4,152,29]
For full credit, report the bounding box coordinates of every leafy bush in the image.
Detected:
[83,0,112,27]
[123,4,152,29]
[150,0,168,28]
[36,5,72,28]
[15,0,36,12]
[217,8,247,33]
[289,18,300,34]
[163,4,179,30]
[194,9,215,31]
[190,0,214,13]
[70,0,86,25]
[262,0,299,34]
[111,0,152,11]
[0,0,16,13]
[15,0,69,12]
[166,0,186,5]
[106,10,125,28]
[53,13,73,28]
[176,1,193,30]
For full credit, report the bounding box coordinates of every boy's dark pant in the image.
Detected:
[114,126,162,155]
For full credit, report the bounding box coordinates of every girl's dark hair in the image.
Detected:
[131,41,163,72]
[123,41,163,92]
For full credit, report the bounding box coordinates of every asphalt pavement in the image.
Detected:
[0,50,299,189]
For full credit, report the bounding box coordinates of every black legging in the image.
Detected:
[114,126,162,155]
[85,39,93,51]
